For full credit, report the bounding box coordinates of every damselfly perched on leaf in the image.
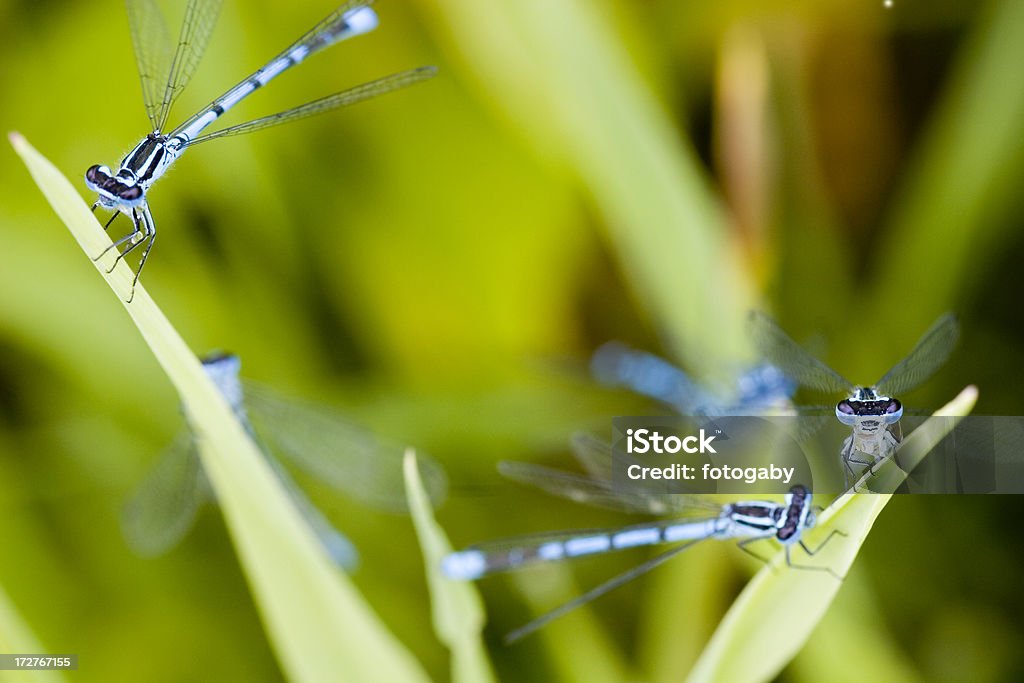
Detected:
[748,312,959,488]
[443,434,841,642]
[86,0,436,300]
[122,353,447,568]
[591,341,797,416]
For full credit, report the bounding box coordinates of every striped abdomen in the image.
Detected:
[443,517,725,580]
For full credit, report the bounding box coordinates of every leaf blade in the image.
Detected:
[11,133,431,683]
[405,450,495,683]
[685,386,978,683]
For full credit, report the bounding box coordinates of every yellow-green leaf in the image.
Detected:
[405,450,495,683]
[0,583,68,683]
[686,385,978,683]
[422,0,755,374]
[11,133,431,683]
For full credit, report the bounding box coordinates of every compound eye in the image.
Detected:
[884,398,904,423]
[835,400,857,425]
[85,165,107,184]
[118,185,143,201]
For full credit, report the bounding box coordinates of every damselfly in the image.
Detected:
[748,312,959,487]
[443,434,841,641]
[121,352,448,568]
[86,0,435,300]
[591,341,797,416]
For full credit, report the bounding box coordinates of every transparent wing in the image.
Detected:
[568,431,615,481]
[747,311,853,394]
[183,67,437,146]
[261,450,359,570]
[243,382,447,512]
[568,432,723,508]
[499,458,724,516]
[504,541,700,643]
[121,430,212,556]
[590,342,713,413]
[125,0,173,131]
[784,408,836,443]
[499,461,660,514]
[154,0,223,131]
[874,313,959,397]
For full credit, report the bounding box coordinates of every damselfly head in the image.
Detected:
[777,485,812,543]
[85,164,144,208]
[836,394,903,426]
[200,352,245,415]
[785,484,811,511]
[787,483,810,499]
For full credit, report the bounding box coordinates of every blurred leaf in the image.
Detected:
[0,584,67,683]
[640,545,734,683]
[869,0,1024,329]
[10,133,431,683]
[511,569,633,683]
[791,573,924,683]
[423,0,756,374]
[405,450,495,683]
[685,385,977,683]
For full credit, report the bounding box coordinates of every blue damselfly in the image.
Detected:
[87,0,435,300]
[122,353,447,568]
[591,341,797,416]
[443,434,840,641]
[748,312,959,487]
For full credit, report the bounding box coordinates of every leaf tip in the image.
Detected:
[403,447,417,479]
[8,131,24,149]
[939,384,979,416]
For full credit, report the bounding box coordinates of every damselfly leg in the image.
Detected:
[90,207,156,301]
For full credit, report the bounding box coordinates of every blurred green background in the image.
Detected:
[1,0,1024,680]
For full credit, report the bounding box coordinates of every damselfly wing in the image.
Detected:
[747,312,959,486]
[122,353,447,568]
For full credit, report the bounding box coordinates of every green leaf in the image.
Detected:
[868,0,1024,330]
[0,584,68,683]
[510,569,634,683]
[423,0,755,372]
[685,385,978,683]
[404,450,496,683]
[10,133,431,683]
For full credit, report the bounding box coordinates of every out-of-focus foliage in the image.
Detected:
[0,0,1023,681]
[405,450,494,683]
